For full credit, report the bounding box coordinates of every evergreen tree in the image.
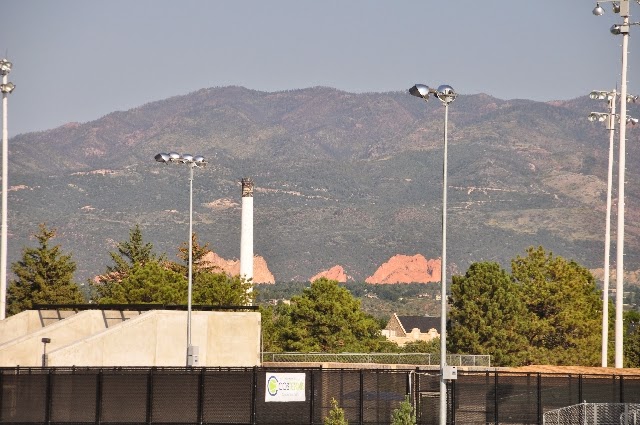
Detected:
[192,272,254,306]
[511,246,602,365]
[448,262,528,366]
[324,398,348,425]
[93,224,161,301]
[100,224,158,280]
[96,261,187,304]
[8,223,84,315]
[391,396,416,425]
[171,232,219,276]
[171,232,254,306]
[624,310,640,368]
[281,278,386,352]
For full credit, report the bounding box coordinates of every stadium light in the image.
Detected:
[592,0,639,368]
[0,58,14,321]
[410,83,457,425]
[155,152,207,366]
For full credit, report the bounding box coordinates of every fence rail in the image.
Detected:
[262,352,491,367]
[1,367,639,424]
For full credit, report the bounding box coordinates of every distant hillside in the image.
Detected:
[6,86,640,284]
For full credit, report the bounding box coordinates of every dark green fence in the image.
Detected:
[1,367,638,424]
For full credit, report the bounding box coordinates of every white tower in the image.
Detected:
[240,178,254,282]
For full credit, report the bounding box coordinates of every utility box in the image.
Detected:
[443,365,457,380]
[187,345,199,366]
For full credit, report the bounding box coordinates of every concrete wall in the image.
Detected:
[0,310,261,367]
[0,309,78,345]
[0,310,116,366]
[50,310,261,367]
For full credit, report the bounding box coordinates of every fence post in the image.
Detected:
[251,366,257,425]
[95,370,103,425]
[309,370,315,425]
[537,373,542,425]
[494,371,499,425]
[197,368,205,425]
[578,375,583,404]
[359,369,364,425]
[146,368,154,425]
[45,368,52,425]
[450,376,456,424]
[620,375,624,403]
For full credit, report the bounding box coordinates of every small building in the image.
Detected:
[382,313,440,346]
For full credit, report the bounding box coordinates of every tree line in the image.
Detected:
[6,224,640,367]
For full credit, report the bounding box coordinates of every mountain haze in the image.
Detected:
[7,86,640,283]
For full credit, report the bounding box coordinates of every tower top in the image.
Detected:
[241,177,254,197]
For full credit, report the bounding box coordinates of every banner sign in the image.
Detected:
[265,372,306,402]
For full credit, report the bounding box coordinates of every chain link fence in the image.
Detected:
[543,403,640,425]
[262,352,491,367]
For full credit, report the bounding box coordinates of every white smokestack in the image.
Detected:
[240,177,254,283]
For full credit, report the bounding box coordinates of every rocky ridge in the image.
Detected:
[202,252,275,284]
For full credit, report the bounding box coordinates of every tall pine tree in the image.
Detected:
[8,223,84,315]
[448,262,528,366]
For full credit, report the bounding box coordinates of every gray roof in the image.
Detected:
[397,316,440,334]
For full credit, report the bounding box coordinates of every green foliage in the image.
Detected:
[448,262,528,366]
[192,272,254,306]
[94,224,160,290]
[171,232,220,276]
[260,303,294,352]
[401,338,439,354]
[8,223,84,315]
[172,232,254,306]
[277,278,387,352]
[511,247,602,365]
[624,310,640,368]
[324,398,348,425]
[96,261,187,304]
[390,396,416,425]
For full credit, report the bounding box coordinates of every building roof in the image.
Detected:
[397,315,440,334]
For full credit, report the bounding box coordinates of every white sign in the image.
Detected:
[265,372,306,402]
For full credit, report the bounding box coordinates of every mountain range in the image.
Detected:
[6,86,640,284]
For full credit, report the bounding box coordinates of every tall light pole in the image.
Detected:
[0,58,15,321]
[155,152,207,366]
[588,91,638,367]
[410,83,457,425]
[593,0,639,368]
[588,89,617,367]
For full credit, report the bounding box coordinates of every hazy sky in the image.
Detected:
[1,0,639,136]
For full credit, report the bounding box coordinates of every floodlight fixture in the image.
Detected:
[593,2,605,15]
[0,83,14,95]
[613,2,622,13]
[435,85,457,104]
[0,60,11,76]
[590,90,615,100]
[627,117,639,125]
[626,94,639,103]
[155,152,171,163]
[588,112,610,122]
[409,84,434,101]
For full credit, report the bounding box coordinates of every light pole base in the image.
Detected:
[187,345,199,366]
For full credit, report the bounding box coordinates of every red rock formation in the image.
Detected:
[309,265,350,283]
[201,252,275,284]
[365,254,441,284]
